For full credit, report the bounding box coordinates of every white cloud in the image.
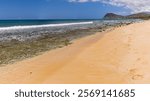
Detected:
[68,0,150,13]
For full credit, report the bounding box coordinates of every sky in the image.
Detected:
[0,0,149,19]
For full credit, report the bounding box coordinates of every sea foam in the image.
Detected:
[0,21,93,31]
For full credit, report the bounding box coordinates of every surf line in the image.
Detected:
[0,21,93,31]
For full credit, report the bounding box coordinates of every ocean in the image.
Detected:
[0,19,140,42]
[0,19,95,27]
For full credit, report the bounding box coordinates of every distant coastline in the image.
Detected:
[103,12,150,20]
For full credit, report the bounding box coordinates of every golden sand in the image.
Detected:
[0,20,150,84]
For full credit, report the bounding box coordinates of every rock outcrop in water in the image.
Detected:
[103,12,150,20]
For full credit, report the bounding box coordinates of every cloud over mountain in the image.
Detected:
[68,0,150,13]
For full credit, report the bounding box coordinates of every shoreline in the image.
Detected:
[0,27,118,84]
[0,20,149,84]
[0,21,133,65]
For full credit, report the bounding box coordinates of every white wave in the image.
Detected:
[0,21,93,31]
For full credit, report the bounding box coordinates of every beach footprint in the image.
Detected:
[136,58,141,61]
[129,68,144,80]
[30,72,33,75]
[132,75,143,80]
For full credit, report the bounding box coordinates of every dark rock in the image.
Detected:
[103,13,125,20]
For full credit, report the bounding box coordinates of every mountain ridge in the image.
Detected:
[103,12,150,20]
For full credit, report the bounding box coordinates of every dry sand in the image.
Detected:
[0,20,150,84]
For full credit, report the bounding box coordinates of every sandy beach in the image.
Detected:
[0,20,150,84]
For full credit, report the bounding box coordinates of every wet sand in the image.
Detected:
[0,20,150,84]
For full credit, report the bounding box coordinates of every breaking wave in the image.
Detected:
[0,21,93,31]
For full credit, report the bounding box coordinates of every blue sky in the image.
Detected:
[0,0,148,19]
